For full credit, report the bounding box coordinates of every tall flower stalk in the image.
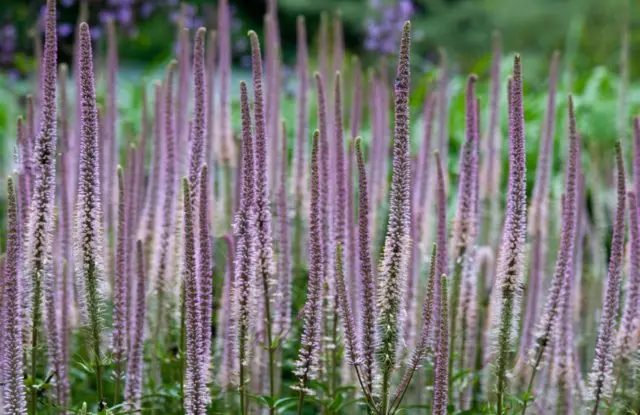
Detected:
[3,177,27,415]
[24,1,57,413]
[153,60,177,358]
[248,30,278,412]
[234,81,256,415]
[521,96,579,414]
[198,164,213,384]
[355,137,376,395]
[182,178,207,414]
[587,142,626,414]
[294,131,323,414]
[492,56,527,415]
[75,21,107,411]
[433,274,450,415]
[519,51,560,369]
[112,167,128,404]
[124,241,147,412]
[449,75,479,383]
[391,243,438,413]
[376,21,411,414]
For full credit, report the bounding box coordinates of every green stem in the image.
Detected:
[449,254,464,392]
[520,345,545,415]
[496,288,515,415]
[262,274,276,415]
[30,277,40,415]
[153,289,166,387]
[381,368,390,415]
[113,360,122,406]
[330,309,339,405]
[239,356,246,415]
[296,389,306,415]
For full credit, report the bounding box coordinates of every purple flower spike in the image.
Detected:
[217,0,235,165]
[588,142,626,412]
[24,0,57,391]
[335,243,358,366]
[413,93,436,222]
[124,241,147,412]
[182,178,207,414]
[112,166,128,384]
[218,234,236,389]
[103,18,118,236]
[294,16,309,207]
[153,61,177,341]
[377,21,411,410]
[449,75,479,379]
[276,120,292,336]
[347,58,363,335]
[265,14,281,194]
[233,81,256,413]
[313,72,331,288]
[3,177,27,415]
[188,28,207,196]
[481,32,502,245]
[206,30,217,167]
[176,27,191,175]
[355,137,376,393]
[616,191,640,363]
[333,73,347,292]
[492,56,527,414]
[436,49,449,170]
[74,21,109,407]
[143,81,163,252]
[16,117,30,233]
[432,274,450,415]
[198,164,213,383]
[519,51,560,365]
[293,131,323,396]
[526,96,579,381]
[391,244,438,412]
[248,30,277,396]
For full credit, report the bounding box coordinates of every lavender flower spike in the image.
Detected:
[3,177,27,415]
[294,16,309,208]
[233,81,256,415]
[75,21,107,406]
[616,191,640,363]
[492,55,527,415]
[198,164,214,382]
[449,74,479,378]
[153,61,177,344]
[188,27,207,195]
[355,137,376,394]
[112,166,128,401]
[293,131,323,398]
[218,234,236,390]
[519,51,560,367]
[248,29,278,400]
[432,274,450,415]
[276,120,292,336]
[377,21,411,413]
[525,96,579,388]
[24,1,57,411]
[124,241,147,412]
[335,243,359,367]
[587,142,626,413]
[391,243,438,412]
[182,178,207,415]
